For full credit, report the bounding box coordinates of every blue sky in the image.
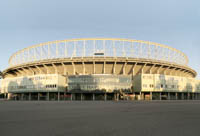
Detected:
[0,0,199,79]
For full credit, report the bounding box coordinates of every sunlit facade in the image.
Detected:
[1,38,199,100]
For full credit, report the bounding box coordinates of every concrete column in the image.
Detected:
[7,93,11,100]
[38,93,40,101]
[15,94,17,101]
[142,92,145,100]
[132,93,135,100]
[81,93,83,101]
[117,93,119,101]
[103,61,106,74]
[181,93,184,100]
[93,61,95,74]
[4,93,6,100]
[64,92,66,101]
[29,93,31,101]
[93,93,95,101]
[71,94,73,101]
[139,92,142,100]
[160,92,162,100]
[58,92,60,101]
[187,92,190,100]
[168,92,170,100]
[47,92,49,101]
[104,93,107,101]
[175,93,178,100]
[150,92,152,100]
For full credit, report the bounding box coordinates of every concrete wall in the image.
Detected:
[1,74,66,93]
[132,75,142,92]
[140,74,200,93]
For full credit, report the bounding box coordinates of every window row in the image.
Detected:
[46,84,57,88]
[142,84,154,88]
[160,84,179,89]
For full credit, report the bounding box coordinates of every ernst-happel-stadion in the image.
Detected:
[1,38,200,101]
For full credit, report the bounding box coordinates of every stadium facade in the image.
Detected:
[1,38,200,100]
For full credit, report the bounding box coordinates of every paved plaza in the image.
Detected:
[0,101,200,136]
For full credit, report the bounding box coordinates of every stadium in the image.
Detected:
[1,38,200,101]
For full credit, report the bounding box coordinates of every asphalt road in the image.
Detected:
[0,100,200,136]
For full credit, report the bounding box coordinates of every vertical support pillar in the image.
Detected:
[58,92,60,101]
[103,61,106,74]
[7,93,11,100]
[104,93,107,101]
[168,92,170,100]
[72,62,75,75]
[139,92,142,100]
[123,62,127,75]
[64,92,66,101]
[71,93,73,101]
[29,93,31,101]
[81,93,83,101]
[38,93,40,101]
[187,92,190,100]
[191,93,193,100]
[47,92,49,101]
[82,62,85,75]
[182,93,184,100]
[150,92,152,100]
[143,92,145,100]
[113,61,116,74]
[93,93,95,101]
[159,92,162,100]
[175,92,178,100]
[93,61,95,74]
[132,93,135,101]
[142,92,145,100]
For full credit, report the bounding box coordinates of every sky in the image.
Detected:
[0,0,199,79]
